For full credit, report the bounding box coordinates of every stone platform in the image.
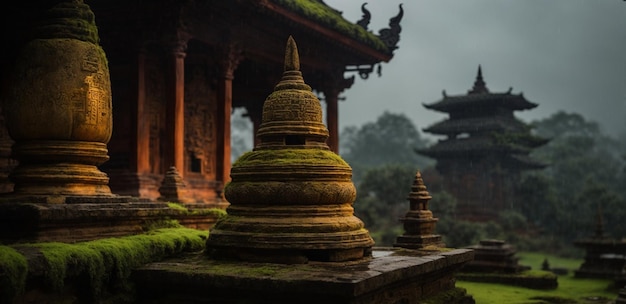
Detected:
[0,197,223,243]
[133,248,475,304]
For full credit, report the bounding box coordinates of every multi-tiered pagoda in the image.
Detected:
[417,66,548,222]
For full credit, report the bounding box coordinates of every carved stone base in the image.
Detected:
[394,234,445,250]
[134,248,475,304]
[10,141,113,196]
[106,169,161,199]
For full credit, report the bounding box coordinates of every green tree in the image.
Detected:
[527,111,626,245]
[340,111,433,183]
[353,164,416,246]
[530,111,625,200]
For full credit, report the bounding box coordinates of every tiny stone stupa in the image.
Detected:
[205,36,374,263]
[394,170,445,249]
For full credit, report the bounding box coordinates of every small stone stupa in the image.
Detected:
[205,36,374,263]
[574,203,626,279]
[394,170,445,249]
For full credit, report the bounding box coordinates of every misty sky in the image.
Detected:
[323,0,626,140]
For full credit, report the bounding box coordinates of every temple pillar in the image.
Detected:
[323,88,340,153]
[165,41,187,177]
[132,48,150,176]
[320,69,353,154]
[215,44,243,191]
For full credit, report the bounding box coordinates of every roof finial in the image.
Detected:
[469,64,489,94]
[285,35,300,72]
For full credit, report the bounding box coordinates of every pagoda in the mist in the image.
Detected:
[417,66,548,222]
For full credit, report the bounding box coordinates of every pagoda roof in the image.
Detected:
[423,66,538,113]
[416,137,532,158]
[507,154,548,170]
[416,138,547,170]
[423,116,530,135]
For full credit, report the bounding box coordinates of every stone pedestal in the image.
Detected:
[462,239,529,273]
[133,248,475,304]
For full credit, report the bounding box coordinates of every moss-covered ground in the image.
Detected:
[457,251,620,304]
[0,226,208,303]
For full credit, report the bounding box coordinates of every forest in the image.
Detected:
[232,109,626,257]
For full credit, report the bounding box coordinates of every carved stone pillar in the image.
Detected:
[165,41,187,177]
[215,43,243,191]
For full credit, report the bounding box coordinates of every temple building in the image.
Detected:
[417,66,548,222]
[0,0,403,205]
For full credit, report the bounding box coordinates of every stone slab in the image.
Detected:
[133,248,475,304]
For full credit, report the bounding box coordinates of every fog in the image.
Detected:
[323,0,626,139]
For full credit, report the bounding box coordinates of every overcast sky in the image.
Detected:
[323,0,626,140]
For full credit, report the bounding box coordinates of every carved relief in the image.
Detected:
[184,64,215,176]
[263,95,322,123]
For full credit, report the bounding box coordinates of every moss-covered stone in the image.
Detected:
[233,148,349,167]
[0,246,28,303]
[9,227,207,302]
[271,0,388,52]
[166,202,228,217]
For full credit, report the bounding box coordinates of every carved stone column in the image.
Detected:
[165,40,187,177]
[215,43,243,191]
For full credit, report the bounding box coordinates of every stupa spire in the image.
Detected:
[469,64,489,94]
[284,35,299,71]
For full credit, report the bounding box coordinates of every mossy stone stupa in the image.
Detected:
[205,36,374,263]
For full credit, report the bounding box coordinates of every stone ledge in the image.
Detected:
[133,248,475,304]
[0,200,221,243]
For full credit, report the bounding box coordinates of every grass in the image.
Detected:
[456,251,620,304]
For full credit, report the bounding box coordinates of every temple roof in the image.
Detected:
[416,138,547,170]
[507,154,548,170]
[416,137,533,157]
[423,116,530,135]
[267,0,403,56]
[423,66,538,113]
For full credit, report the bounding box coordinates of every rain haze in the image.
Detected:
[323,0,626,140]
